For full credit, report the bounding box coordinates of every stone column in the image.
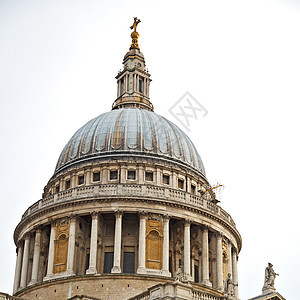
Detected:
[172,171,177,189]
[227,241,232,276]
[156,168,161,185]
[161,215,171,277]
[137,212,147,274]
[20,233,30,289]
[216,232,223,291]
[183,220,191,281]
[66,215,76,275]
[44,221,56,280]
[86,212,99,274]
[71,173,76,188]
[13,241,23,293]
[201,226,212,287]
[232,248,239,298]
[111,211,123,273]
[85,169,91,185]
[138,165,144,184]
[29,228,42,285]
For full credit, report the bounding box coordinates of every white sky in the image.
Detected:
[0,1,299,299]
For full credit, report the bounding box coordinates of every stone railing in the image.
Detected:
[127,290,150,300]
[21,184,235,226]
[192,290,224,300]
[127,283,224,300]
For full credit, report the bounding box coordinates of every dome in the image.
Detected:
[55,108,206,175]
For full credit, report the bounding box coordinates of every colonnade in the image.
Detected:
[13,212,239,296]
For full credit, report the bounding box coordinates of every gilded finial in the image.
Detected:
[130,17,141,50]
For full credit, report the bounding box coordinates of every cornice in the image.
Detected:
[14,193,242,252]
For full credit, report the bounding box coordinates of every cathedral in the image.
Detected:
[1,18,285,300]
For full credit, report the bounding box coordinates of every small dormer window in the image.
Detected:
[65,180,70,190]
[110,170,118,180]
[178,179,184,189]
[191,184,196,195]
[163,174,170,185]
[139,79,143,92]
[127,170,136,180]
[78,175,84,185]
[93,172,100,182]
[145,171,153,182]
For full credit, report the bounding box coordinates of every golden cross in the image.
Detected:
[130,17,141,32]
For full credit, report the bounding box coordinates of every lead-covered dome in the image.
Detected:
[55,108,205,175]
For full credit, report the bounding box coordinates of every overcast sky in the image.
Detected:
[0,1,300,299]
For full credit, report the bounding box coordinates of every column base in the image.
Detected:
[86,267,97,275]
[137,266,147,274]
[161,269,171,277]
[28,279,37,286]
[111,266,121,273]
[201,279,212,287]
[64,270,75,276]
[43,274,53,281]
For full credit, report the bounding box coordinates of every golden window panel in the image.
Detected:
[53,223,70,274]
[146,219,163,270]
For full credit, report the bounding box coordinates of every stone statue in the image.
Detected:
[174,267,183,282]
[224,273,236,297]
[263,263,279,291]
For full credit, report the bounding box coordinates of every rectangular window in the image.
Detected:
[103,252,114,273]
[65,180,70,189]
[191,184,196,194]
[86,253,90,271]
[123,252,135,273]
[93,172,100,182]
[145,171,153,181]
[194,265,199,283]
[162,174,170,185]
[78,175,84,185]
[110,170,118,180]
[127,170,136,180]
[178,179,184,189]
[55,185,59,193]
[139,79,143,92]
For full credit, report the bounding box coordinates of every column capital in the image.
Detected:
[68,214,77,222]
[162,214,170,222]
[139,211,148,219]
[184,218,192,225]
[114,210,124,218]
[33,225,42,233]
[17,239,23,248]
[202,224,210,231]
[23,232,31,240]
[49,218,57,226]
[216,231,224,239]
[91,211,99,219]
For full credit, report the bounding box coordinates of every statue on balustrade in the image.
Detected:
[263,262,279,291]
[174,267,183,283]
[224,273,236,298]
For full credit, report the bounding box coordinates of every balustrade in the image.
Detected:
[20,183,235,227]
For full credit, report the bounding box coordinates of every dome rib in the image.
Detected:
[55,108,206,175]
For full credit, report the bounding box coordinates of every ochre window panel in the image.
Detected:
[146,219,163,270]
[53,234,68,274]
[53,223,70,274]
